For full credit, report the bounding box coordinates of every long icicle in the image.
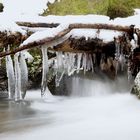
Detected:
[55,51,65,87]
[76,53,82,73]
[19,52,28,99]
[14,53,22,101]
[5,47,15,99]
[41,46,49,97]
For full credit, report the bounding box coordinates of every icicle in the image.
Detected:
[115,60,119,76]
[5,47,15,99]
[119,54,125,72]
[63,52,67,70]
[55,70,65,87]
[14,53,22,101]
[68,53,76,76]
[19,52,28,99]
[89,54,94,72]
[115,40,120,59]
[127,60,132,83]
[55,51,65,87]
[76,53,82,73]
[115,39,121,75]
[56,51,63,69]
[82,53,87,74]
[86,54,92,71]
[41,46,50,97]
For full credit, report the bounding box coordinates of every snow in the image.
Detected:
[21,24,69,46]
[18,13,140,46]
[1,0,140,37]
[112,15,140,28]
[1,0,55,16]
[70,29,122,42]
[134,9,140,15]
[0,0,55,33]
[16,15,110,25]
[21,27,122,47]
[1,2,140,42]
[0,14,25,34]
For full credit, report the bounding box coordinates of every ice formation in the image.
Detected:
[14,53,22,101]
[5,49,29,101]
[5,48,15,99]
[54,52,95,85]
[41,46,49,97]
[19,52,28,99]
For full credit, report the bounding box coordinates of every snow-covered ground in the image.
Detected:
[1,0,55,16]
[1,0,140,44]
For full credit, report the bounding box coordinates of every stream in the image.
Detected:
[0,75,140,140]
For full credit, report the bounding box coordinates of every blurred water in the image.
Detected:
[0,75,140,140]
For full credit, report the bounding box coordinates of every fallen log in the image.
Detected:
[69,23,133,32]
[16,22,59,28]
[0,23,138,57]
[0,28,70,57]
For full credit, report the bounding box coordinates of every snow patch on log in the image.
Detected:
[0,14,25,34]
[70,29,122,42]
[21,24,69,46]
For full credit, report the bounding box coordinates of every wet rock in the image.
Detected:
[131,71,140,97]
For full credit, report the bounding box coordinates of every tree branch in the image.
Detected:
[16,21,59,28]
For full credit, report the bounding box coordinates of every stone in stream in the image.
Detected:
[131,71,140,98]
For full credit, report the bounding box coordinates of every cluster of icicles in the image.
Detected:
[54,50,127,88]
[5,47,28,101]
[5,39,137,101]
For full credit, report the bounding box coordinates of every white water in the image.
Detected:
[1,76,140,140]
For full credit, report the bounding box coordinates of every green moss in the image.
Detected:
[43,0,140,18]
[0,3,4,12]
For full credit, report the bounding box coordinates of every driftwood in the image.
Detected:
[0,23,138,57]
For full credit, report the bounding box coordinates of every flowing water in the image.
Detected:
[0,75,140,140]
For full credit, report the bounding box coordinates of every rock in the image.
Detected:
[131,71,140,97]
